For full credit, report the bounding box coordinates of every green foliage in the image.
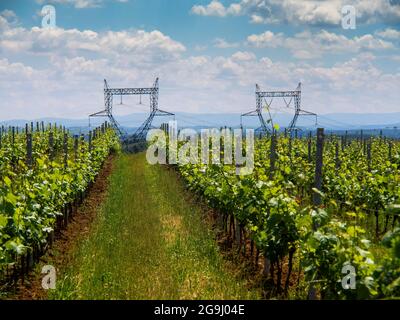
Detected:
[0,125,120,268]
[176,135,400,299]
[301,214,377,299]
[373,228,400,298]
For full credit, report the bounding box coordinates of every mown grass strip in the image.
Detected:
[50,153,260,300]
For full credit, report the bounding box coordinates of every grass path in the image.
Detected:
[50,153,260,299]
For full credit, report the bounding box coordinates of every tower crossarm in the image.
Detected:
[241,82,315,135]
[256,91,300,98]
[105,88,157,95]
[89,77,171,141]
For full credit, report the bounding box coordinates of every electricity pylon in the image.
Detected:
[89,78,174,142]
[241,82,317,135]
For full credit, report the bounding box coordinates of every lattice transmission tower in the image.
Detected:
[89,78,174,142]
[241,82,317,135]
[89,79,124,135]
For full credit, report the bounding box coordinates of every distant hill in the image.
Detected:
[1,112,400,131]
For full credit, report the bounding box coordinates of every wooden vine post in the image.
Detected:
[26,133,33,167]
[80,134,85,154]
[363,138,367,156]
[89,130,92,152]
[12,126,15,146]
[313,128,324,208]
[49,131,54,162]
[335,140,340,172]
[308,127,324,300]
[367,140,372,172]
[74,135,79,161]
[63,133,68,168]
[264,132,277,276]
[269,133,276,180]
[340,136,345,152]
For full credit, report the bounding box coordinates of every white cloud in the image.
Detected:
[0,16,9,30]
[247,30,395,59]
[100,30,186,57]
[0,58,36,82]
[231,51,257,61]
[1,9,17,19]
[0,18,186,119]
[391,55,400,62]
[250,14,265,24]
[191,0,228,17]
[0,21,186,63]
[0,9,19,26]
[35,0,128,9]
[194,44,207,51]
[247,31,283,48]
[1,46,399,119]
[376,28,400,39]
[191,0,400,26]
[0,11,399,120]
[35,0,102,9]
[214,38,240,48]
[160,51,400,114]
[191,0,242,17]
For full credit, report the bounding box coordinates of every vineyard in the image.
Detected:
[1,123,400,300]
[176,130,400,299]
[0,122,120,289]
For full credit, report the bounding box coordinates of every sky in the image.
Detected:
[0,0,399,121]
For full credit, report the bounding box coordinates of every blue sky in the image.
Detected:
[0,0,399,122]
